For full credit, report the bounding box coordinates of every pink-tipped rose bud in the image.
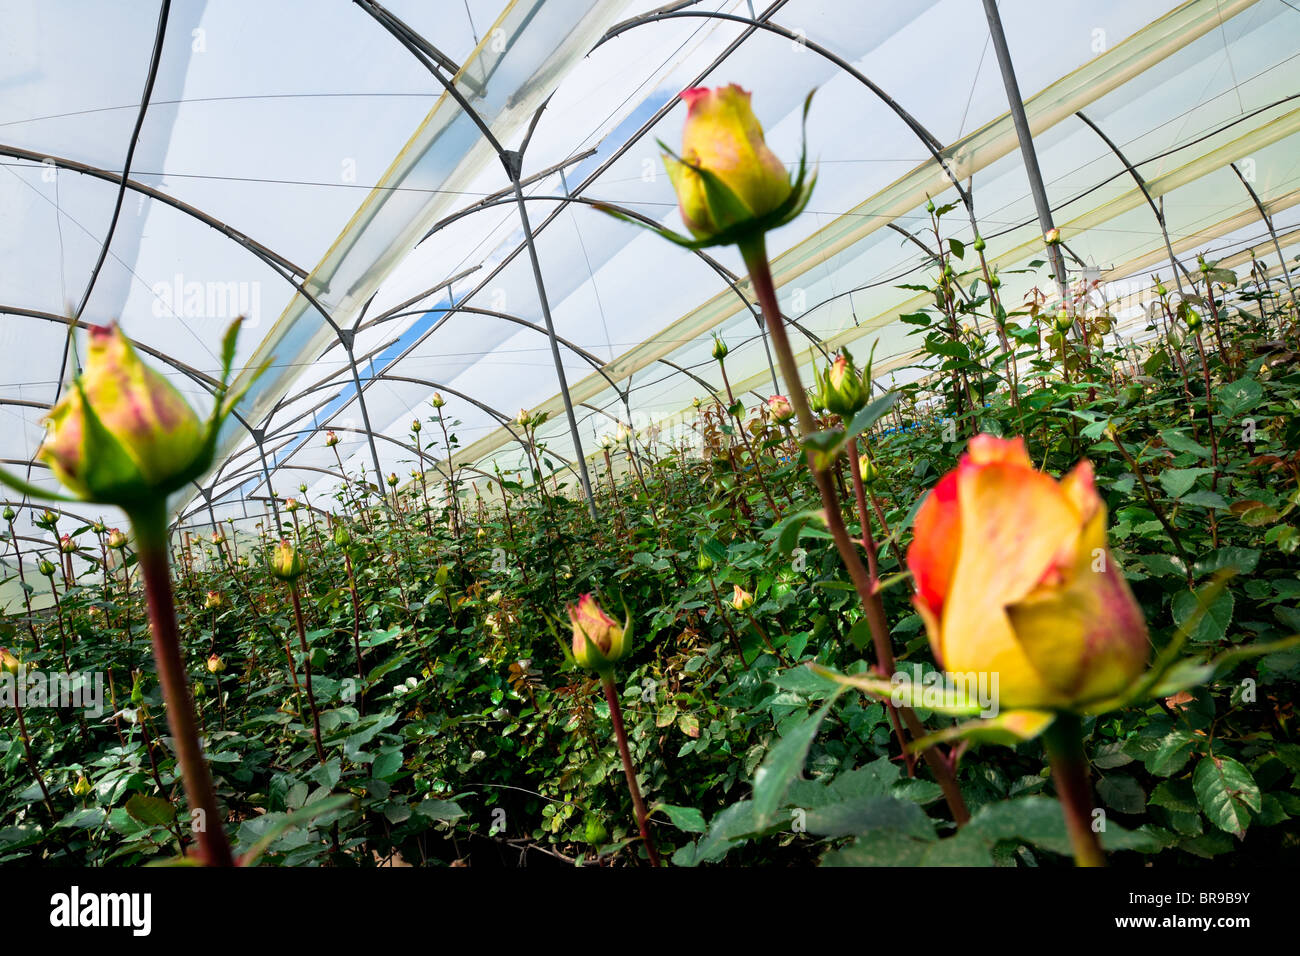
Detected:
[324,431,339,447]
[1044,227,1062,245]
[767,394,794,423]
[568,594,629,673]
[731,584,754,612]
[206,654,226,674]
[59,534,77,554]
[664,85,793,241]
[38,323,208,506]
[432,393,446,409]
[107,528,128,550]
[906,434,1148,711]
[204,590,225,610]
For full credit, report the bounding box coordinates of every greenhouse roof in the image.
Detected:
[2,0,1298,539]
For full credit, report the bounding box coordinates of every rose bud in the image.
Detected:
[815,348,869,418]
[71,775,93,798]
[36,509,59,530]
[2,506,14,522]
[615,422,632,445]
[92,521,106,534]
[59,534,77,554]
[332,524,351,547]
[386,472,399,488]
[324,431,339,447]
[568,594,629,673]
[204,590,225,610]
[516,409,531,428]
[768,394,794,424]
[696,549,714,573]
[298,483,307,494]
[431,393,446,409]
[664,85,795,243]
[1044,227,1062,245]
[210,531,224,544]
[206,654,226,674]
[107,528,128,550]
[711,335,729,361]
[37,558,57,577]
[730,584,755,612]
[284,497,300,513]
[411,419,422,434]
[858,454,877,486]
[36,323,210,506]
[267,538,305,581]
[906,434,1148,711]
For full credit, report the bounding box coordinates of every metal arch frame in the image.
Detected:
[397,0,1025,477]
[354,0,601,520]
[188,421,580,520]
[0,146,397,516]
[8,0,1258,523]
[8,0,816,524]
[53,0,172,433]
[416,192,847,383]
[0,308,286,530]
[194,373,577,514]
[230,336,547,488]
[1230,161,1300,312]
[1074,110,1196,295]
[980,0,1068,296]
[302,1,792,499]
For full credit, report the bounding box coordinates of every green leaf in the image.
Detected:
[843,391,899,443]
[655,804,707,834]
[1172,587,1234,643]
[1097,775,1146,814]
[1159,467,1213,499]
[801,795,933,840]
[1217,377,1262,417]
[751,695,840,829]
[412,799,465,823]
[124,794,176,828]
[1193,755,1259,837]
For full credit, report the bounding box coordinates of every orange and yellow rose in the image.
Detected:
[907,435,1148,711]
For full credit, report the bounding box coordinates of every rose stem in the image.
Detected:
[132,502,234,866]
[601,674,660,866]
[1042,713,1106,867]
[289,580,328,765]
[742,235,969,825]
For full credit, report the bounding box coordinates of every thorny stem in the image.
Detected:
[741,235,969,826]
[601,674,660,866]
[289,581,328,766]
[132,503,234,866]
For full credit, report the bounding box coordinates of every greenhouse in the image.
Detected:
[1,0,1298,883]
